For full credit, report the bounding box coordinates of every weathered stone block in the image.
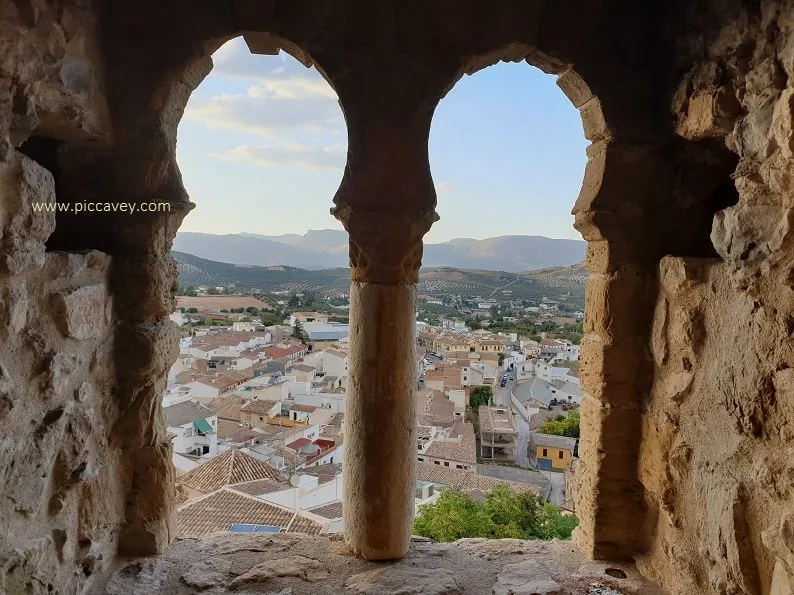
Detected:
[54,284,108,339]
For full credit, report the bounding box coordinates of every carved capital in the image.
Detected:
[332,204,438,285]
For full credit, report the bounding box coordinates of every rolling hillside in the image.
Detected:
[174,230,586,272]
[174,251,586,307]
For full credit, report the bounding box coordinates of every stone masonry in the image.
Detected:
[1,0,794,593]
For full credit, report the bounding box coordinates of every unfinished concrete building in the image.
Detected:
[2,0,794,593]
[478,405,516,462]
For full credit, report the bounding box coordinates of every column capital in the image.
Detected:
[332,204,438,285]
[324,55,450,285]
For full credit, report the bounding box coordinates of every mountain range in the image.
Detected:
[172,251,587,308]
[173,230,586,273]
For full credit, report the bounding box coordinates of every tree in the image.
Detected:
[260,312,282,326]
[469,386,492,408]
[292,320,308,342]
[498,353,505,366]
[539,410,580,438]
[206,286,219,295]
[413,485,578,542]
[187,308,198,314]
[413,489,496,542]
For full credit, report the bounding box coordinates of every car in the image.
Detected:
[499,381,507,387]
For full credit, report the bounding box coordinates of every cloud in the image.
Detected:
[184,38,344,138]
[183,85,343,137]
[210,144,346,171]
[212,38,319,85]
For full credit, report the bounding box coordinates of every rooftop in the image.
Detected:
[206,394,247,421]
[178,449,282,495]
[478,405,515,434]
[530,433,577,451]
[416,462,539,495]
[228,478,292,497]
[240,399,280,416]
[163,400,216,427]
[423,422,477,465]
[307,501,343,520]
[176,488,324,538]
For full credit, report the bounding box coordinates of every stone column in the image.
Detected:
[326,56,447,560]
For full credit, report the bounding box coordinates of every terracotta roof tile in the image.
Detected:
[229,478,291,496]
[240,399,280,415]
[416,462,539,495]
[177,488,323,537]
[308,501,343,519]
[207,394,247,421]
[179,449,281,495]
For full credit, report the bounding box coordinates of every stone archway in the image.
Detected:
[7,1,791,593]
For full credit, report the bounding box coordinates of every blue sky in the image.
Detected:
[177,37,588,243]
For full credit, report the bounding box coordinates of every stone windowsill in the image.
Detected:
[101,533,665,594]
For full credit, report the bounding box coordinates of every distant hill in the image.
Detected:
[173,251,586,307]
[173,230,586,273]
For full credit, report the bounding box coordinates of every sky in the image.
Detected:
[177,37,588,243]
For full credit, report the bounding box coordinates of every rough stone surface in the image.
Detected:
[344,567,461,594]
[493,560,562,594]
[344,283,418,560]
[100,533,662,595]
[2,1,794,593]
[229,555,329,589]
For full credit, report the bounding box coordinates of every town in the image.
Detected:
[164,284,584,539]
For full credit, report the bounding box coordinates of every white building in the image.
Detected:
[170,311,188,326]
[164,400,218,456]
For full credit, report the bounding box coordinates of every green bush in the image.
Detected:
[413,485,578,542]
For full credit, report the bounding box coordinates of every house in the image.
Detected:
[206,393,247,422]
[289,403,319,423]
[184,331,271,360]
[419,421,477,472]
[163,400,218,456]
[263,343,307,363]
[176,488,325,537]
[289,312,329,326]
[539,339,580,362]
[239,399,282,427]
[179,369,253,401]
[513,376,583,412]
[177,448,282,500]
[479,405,516,461]
[522,339,541,358]
[302,348,348,384]
[530,433,577,471]
[415,461,540,497]
[292,364,316,383]
[416,389,456,428]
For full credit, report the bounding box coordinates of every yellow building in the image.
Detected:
[530,433,576,471]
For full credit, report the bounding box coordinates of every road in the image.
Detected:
[492,369,532,469]
[493,369,515,407]
[541,470,565,505]
[514,413,530,468]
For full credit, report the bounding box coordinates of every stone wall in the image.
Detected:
[638,1,794,593]
[2,0,794,593]
[0,2,181,593]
